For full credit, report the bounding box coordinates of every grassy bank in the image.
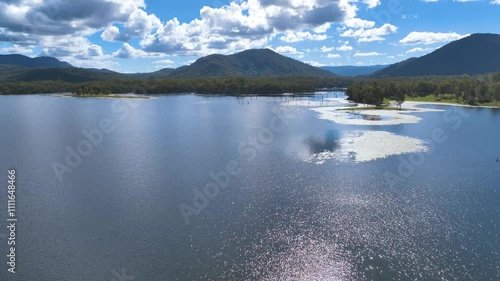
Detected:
[405,95,499,107]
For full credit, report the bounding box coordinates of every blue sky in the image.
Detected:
[0,0,499,73]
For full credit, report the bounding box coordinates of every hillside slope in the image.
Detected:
[0,54,73,68]
[373,33,500,77]
[168,49,336,78]
[322,65,387,76]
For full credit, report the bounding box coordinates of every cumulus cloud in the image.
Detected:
[101,9,161,42]
[0,44,34,55]
[343,18,376,29]
[0,0,144,39]
[152,59,175,69]
[320,46,335,52]
[280,31,328,43]
[0,0,380,64]
[39,36,100,58]
[273,46,304,56]
[0,0,157,65]
[112,43,164,59]
[399,32,468,45]
[362,0,381,8]
[340,23,398,42]
[336,41,353,51]
[140,0,350,55]
[304,60,326,67]
[327,53,341,58]
[353,52,383,57]
[405,47,435,53]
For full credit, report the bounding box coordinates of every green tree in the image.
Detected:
[395,90,405,109]
[489,83,500,106]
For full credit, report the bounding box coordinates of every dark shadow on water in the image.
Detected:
[304,130,341,155]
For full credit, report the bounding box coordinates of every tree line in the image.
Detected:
[0,76,350,96]
[347,72,500,106]
[3,73,499,105]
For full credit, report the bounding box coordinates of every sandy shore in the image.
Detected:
[310,102,445,126]
[283,98,357,108]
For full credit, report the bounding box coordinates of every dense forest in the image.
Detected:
[0,76,351,96]
[347,72,500,106]
[1,71,500,107]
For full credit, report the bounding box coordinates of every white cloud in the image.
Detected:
[0,0,163,67]
[101,26,121,42]
[336,41,353,51]
[343,18,375,29]
[327,53,341,59]
[0,0,381,66]
[320,46,335,53]
[101,9,161,42]
[0,0,150,40]
[405,47,434,53]
[353,52,384,57]
[280,31,328,43]
[400,32,468,45]
[112,43,164,59]
[0,44,34,55]
[362,0,381,8]
[39,36,105,60]
[340,23,398,42]
[273,46,304,56]
[304,60,326,67]
[140,0,349,55]
[406,47,424,53]
[152,59,175,69]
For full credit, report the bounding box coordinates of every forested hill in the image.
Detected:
[167,49,337,78]
[0,49,336,83]
[321,65,387,77]
[0,54,73,68]
[372,33,500,77]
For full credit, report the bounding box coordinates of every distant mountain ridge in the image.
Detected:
[2,33,499,83]
[321,65,388,77]
[168,49,336,78]
[0,54,73,68]
[372,33,500,77]
[0,49,336,82]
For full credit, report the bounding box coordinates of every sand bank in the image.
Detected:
[305,131,429,164]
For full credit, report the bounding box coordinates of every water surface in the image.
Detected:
[0,93,499,280]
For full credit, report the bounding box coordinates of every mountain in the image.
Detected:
[1,67,127,83]
[372,33,500,77]
[0,54,73,68]
[321,65,388,76]
[168,49,336,78]
[0,49,336,83]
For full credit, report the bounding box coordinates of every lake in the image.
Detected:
[0,93,499,280]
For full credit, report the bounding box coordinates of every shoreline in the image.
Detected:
[402,100,500,109]
[51,93,155,99]
[306,100,444,126]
